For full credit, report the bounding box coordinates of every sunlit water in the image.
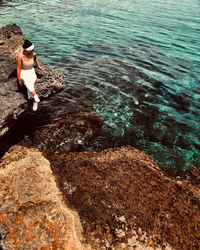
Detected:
[0,0,200,171]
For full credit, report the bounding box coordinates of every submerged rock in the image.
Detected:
[0,145,91,249]
[32,112,105,153]
[0,24,65,138]
[46,146,200,249]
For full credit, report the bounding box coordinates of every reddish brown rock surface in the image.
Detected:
[0,145,91,249]
[1,143,200,249]
[46,146,200,249]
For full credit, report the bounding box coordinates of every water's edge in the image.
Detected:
[0,0,199,170]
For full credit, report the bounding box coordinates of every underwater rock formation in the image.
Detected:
[32,112,105,153]
[0,24,65,138]
[0,145,91,249]
[47,146,200,249]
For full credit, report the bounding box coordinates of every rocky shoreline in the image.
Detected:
[1,143,200,249]
[0,24,65,138]
[0,24,200,249]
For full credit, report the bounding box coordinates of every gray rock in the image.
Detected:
[0,24,65,138]
[35,66,65,99]
[0,54,65,137]
[0,24,23,40]
[0,24,24,59]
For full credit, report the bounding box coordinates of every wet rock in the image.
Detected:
[32,112,105,153]
[0,24,65,138]
[46,146,200,249]
[0,145,91,249]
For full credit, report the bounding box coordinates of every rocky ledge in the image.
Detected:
[1,143,200,249]
[46,147,200,249]
[0,145,91,249]
[0,109,105,248]
[0,24,65,138]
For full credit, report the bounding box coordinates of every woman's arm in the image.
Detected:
[17,55,23,86]
[34,53,44,71]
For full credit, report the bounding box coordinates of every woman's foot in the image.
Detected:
[33,102,38,111]
[34,94,40,103]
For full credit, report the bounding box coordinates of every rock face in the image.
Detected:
[0,24,24,59]
[32,112,105,153]
[0,24,65,138]
[46,146,200,249]
[0,54,26,137]
[0,145,91,249]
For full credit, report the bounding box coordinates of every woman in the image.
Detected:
[17,39,44,111]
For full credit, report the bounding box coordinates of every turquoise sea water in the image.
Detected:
[0,0,200,171]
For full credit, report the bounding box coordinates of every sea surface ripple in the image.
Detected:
[0,0,200,171]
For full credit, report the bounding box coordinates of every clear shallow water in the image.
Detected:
[0,0,200,170]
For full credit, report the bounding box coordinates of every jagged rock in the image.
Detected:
[46,146,200,249]
[1,143,199,249]
[0,54,26,137]
[0,24,24,59]
[35,66,65,99]
[31,112,105,153]
[0,24,65,138]
[0,145,92,249]
[0,24,23,40]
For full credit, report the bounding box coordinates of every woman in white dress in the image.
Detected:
[17,39,44,111]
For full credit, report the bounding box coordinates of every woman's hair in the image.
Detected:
[23,39,34,51]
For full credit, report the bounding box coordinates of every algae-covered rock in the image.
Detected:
[32,111,105,153]
[0,145,91,249]
[47,146,200,249]
[1,143,200,249]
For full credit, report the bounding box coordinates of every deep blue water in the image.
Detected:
[0,0,200,171]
